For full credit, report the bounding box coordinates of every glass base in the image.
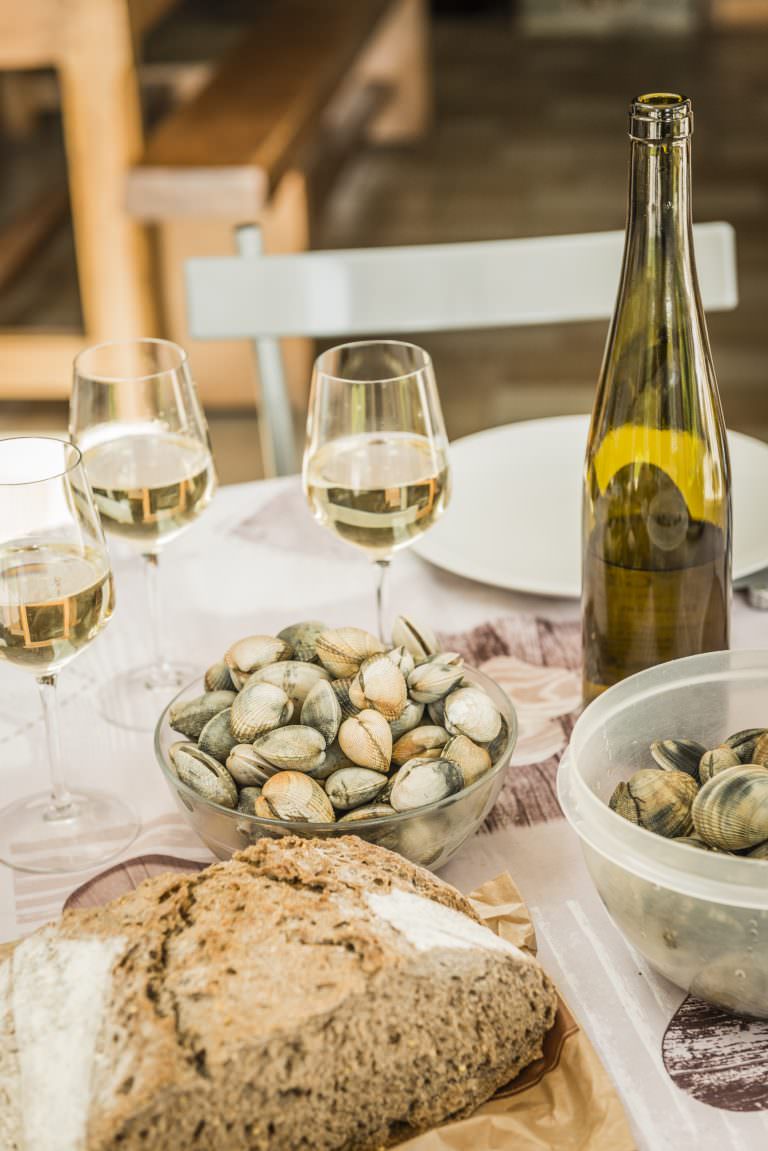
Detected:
[0,789,139,874]
[97,661,198,731]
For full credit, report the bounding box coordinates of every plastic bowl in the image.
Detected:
[155,665,517,871]
[558,649,768,1018]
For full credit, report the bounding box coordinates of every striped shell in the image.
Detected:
[230,682,293,742]
[692,765,768,851]
[225,634,293,686]
[392,725,449,766]
[247,661,331,710]
[650,739,705,778]
[252,725,327,773]
[226,744,278,787]
[386,646,416,677]
[349,654,407,721]
[204,660,235,692]
[315,627,385,678]
[168,691,237,740]
[610,768,698,838]
[301,679,342,744]
[407,653,464,704]
[389,756,463,812]
[441,733,492,786]
[338,709,392,773]
[325,767,388,811]
[276,620,326,663]
[330,676,362,720]
[198,708,238,764]
[443,686,501,745]
[261,771,335,823]
[389,699,425,740]
[391,615,439,662]
[339,803,396,823]
[698,746,740,785]
[170,742,238,809]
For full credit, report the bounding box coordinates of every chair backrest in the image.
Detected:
[185,223,738,474]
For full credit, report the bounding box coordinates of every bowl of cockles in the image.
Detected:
[558,649,768,1019]
[155,616,517,871]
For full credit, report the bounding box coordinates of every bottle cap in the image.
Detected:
[629,93,692,141]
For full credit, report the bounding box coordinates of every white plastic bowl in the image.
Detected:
[558,650,768,1018]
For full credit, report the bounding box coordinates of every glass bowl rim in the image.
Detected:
[154,664,518,832]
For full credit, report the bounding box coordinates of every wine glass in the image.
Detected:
[0,437,139,872]
[70,339,216,730]
[303,340,450,638]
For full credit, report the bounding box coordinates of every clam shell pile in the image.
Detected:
[608,730,768,857]
[167,616,508,826]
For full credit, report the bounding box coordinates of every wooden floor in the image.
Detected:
[1,13,768,480]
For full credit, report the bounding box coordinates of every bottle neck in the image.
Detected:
[625,137,693,269]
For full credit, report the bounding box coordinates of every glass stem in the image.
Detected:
[37,674,74,819]
[374,558,391,643]
[143,551,171,684]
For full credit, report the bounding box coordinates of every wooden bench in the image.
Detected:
[127,0,431,411]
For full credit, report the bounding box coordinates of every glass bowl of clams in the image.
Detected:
[558,649,768,1018]
[155,617,517,870]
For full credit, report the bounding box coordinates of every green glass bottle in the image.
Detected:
[582,93,731,704]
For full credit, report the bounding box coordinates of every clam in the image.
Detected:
[692,765,768,851]
[309,741,357,780]
[444,686,501,745]
[247,661,330,710]
[230,682,293,742]
[427,699,446,727]
[650,739,705,778]
[724,728,768,762]
[252,725,326,773]
[752,733,768,767]
[253,795,278,819]
[407,653,464,704]
[225,634,293,686]
[389,756,463,812]
[389,699,425,740]
[237,786,263,815]
[301,679,342,744]
[198,708,238,764]
[391,615,439,662]
[204,659,235,692]
[339,803,396,823]
[392,725,449,766]
[338,709,392,773]
[442,733,492,786]
[315,627,384,678]
[261,771,335,822]
[610,768,698,837]
[276,620,326,663]
[330,676,362,720]
[486,716,510,764]
[698,746,740,784]
[325,767,388,811]
[170,742,238,809]
[168,690,237,740]
[226,744,277,787]
[386,645,416,677]
[349,654,407,721]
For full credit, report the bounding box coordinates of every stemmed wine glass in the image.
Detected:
[70,339,216,730]
[0,437,139,872]
[303,340,450,638]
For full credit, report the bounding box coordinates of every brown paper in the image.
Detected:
[397,874,636,1151]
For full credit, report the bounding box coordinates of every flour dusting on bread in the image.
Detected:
[367,887,528,957]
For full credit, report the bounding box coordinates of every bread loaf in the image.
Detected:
[0,836,556,1150]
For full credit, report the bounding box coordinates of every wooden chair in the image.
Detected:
[185,222,738,477]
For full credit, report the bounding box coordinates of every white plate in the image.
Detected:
[415,414,768,598]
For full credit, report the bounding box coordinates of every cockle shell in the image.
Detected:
[441,734,492,786]
[392,725,449,766]
[389,699,425,740]
[443,687,501,745]
[261,771,335,822]
[698,746,740,785]
[253,795,278,819]
[230,682,293,742]
[315,627,384,678]
[225,635,293,686]
[692,765,768,851]
[247,661,331,710]
[339,803,396,823]
[724,728,768,763]
[407,653,464,704]
[391,616,439,662]
[276,620,327,663]
[204,660,235,692]
[301,679,342,744]
[386,645,416,677]
[325,767,388,811]
[338,709,392,773]
[752,733,768,767]
[198,708,238,764]
[349,654,407,721]
[168,690,237,740]
[226,744,277,787]
[252,725,326,773]
[650,739,706,778]
[389,756,463,812]
[427,699,446,727]
[170,742,238,809]
[610,768,698,838]
[237,786,263,815]
[330,676,362,720]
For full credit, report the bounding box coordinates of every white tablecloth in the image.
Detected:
[2,477,767,1150]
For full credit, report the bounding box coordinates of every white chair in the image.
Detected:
[185,222,738,476]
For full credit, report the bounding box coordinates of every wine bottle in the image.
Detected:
[582,93,731,703]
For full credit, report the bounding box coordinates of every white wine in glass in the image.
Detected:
[0,437,138,873]
[304,341,450,636]
[70,339,216,730]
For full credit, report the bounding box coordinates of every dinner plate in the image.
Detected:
[414,414,768,598]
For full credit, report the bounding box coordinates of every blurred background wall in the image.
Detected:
[0,0,766,482]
